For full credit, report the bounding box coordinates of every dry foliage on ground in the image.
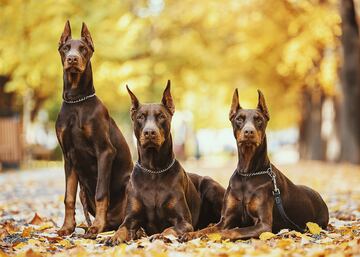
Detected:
[0,161,359,257]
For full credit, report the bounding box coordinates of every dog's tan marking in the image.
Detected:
[87,197,109,236]
[58,169,78,236]
[83,124,92,138]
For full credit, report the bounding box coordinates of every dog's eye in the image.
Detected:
[63,45,70,52]
[136,114,145,121]
[80,46,87,54]
[255,117,263,126]
[236,116,244,124]
[158,113,166,120]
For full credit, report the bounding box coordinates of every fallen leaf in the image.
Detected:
[207,233,222,241]
[58,239,72,248]
[22,227,33,237]
[0,228,9,240]
[37,222,53,231]
[13,242,27,250]
[24,249,44,257]
[259,232,276,240]
[277,238,293,248]
[306,222,322,235]
[29,213,43,225]
[97,230,115,237]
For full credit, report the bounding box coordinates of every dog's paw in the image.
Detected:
[57,225,75,236]
[149,233,172,243]
[104,235,121,246]
[179,232,199,242]
[83,226,100,239]
[105,227,130,246]
[219,230,236,241]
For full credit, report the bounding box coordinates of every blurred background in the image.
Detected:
[0,0,360,172]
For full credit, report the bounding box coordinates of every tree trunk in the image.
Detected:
[339,0,360,164]
[299,86,326,160]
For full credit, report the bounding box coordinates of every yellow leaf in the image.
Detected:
[207,233,222,241]
[22,227,33,237]
[58,239,72,248]
[14,242,26,250]
[277,238,293,248]
[97,230,115,236]
[27,239,41,246]
[113,244,127,255]
[259,232,276,240]
[306,222,322,235]
[37,222,53,231]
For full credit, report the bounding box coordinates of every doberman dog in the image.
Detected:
[56,21,133,238]
[108,81,225,244]
[181,89,329,241]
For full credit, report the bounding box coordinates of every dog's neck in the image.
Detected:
[62,62,95,101]
[137,134,175,171]
[237,135,270,174]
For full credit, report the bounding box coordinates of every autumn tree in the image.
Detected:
[339,0,360,163]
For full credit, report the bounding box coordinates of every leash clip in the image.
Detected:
[266,166,280,194]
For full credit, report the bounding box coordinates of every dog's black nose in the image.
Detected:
[67,55,79,64]
[244,128,255,137]
[144,129,157,139]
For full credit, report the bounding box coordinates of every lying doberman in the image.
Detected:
[56,21,133,238]
[108,81,225,244]
[181,89,329,241]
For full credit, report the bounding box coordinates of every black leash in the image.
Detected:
[237,166,305,233]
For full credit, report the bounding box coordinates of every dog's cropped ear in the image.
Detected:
[229,88,242,121]
[59,20,72,49]
[81,22,94,52]
[257,89,270,121]
[126,85,140,119]
[161,80,175,115]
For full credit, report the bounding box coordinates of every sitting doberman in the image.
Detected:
[181,89,329,241]
[56,21,133,238]
[108,81,225,244]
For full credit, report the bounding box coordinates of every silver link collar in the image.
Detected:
[135,159,176,174]
[63,93,96,104]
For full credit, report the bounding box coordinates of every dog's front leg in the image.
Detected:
[220,199,273,241]
[108,196,144,245]
[181,190,239,241]
[58,160,78,236]
[85,142,116,239]
[151,197,194,241]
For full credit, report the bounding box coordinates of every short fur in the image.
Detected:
[56,21,133,238]
[108,81,225,244]
[181,89,329,241]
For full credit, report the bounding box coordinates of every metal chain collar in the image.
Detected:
[237,165,280,193]
[135,158,176,174]
[63,93,96,104]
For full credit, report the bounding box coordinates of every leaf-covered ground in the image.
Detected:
[0,161,359,257]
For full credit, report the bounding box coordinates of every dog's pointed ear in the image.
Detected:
[229,88,242,121]
[59,20,72,49]
[126,85,140,119]
[257,89,270,121]
[161,80,175,115]
[81,22,94,52]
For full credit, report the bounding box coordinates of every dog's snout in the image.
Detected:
[66,55,79,65]
[242,123,256,139]
[143,128,157,139]
[244,128,255,137]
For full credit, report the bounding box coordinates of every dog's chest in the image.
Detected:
[56,111,96,165]
[133,174,175,230]
[230,178,263,226]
